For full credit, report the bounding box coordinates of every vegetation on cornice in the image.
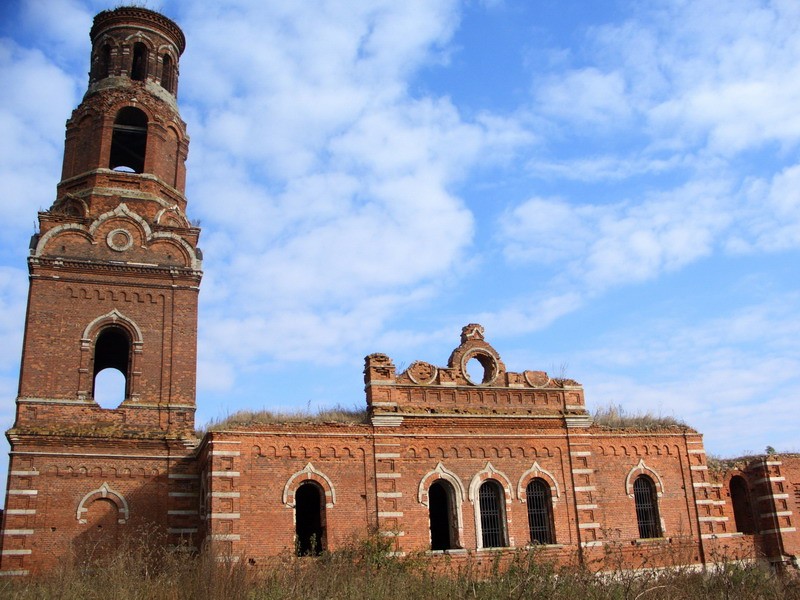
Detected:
[203,405,368,432]
[591,404,694,432]
[706,451,800,473]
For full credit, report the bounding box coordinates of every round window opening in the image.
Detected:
[464,352,497,385]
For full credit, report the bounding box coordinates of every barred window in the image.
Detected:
[633,475,661,539]
[526,478,555,544]
[478,480,507,548]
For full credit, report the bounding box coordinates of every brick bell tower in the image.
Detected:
[0,8,201,574]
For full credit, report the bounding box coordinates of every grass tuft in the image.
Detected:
[201,405,368,433]
[592,404,694,431]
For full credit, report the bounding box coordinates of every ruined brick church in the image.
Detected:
[1,7,798,576]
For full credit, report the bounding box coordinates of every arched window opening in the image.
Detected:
[94,44,112,81]
[295,482,325,556]
[161,54,174,93]
[92,326,130,408]
[633,475,661,539]
[429,480,458,550]
[110,107,147,173]
[526,478,555,544]
[730,476,756,534]
[478,480,507,548]
[131,42,148,81]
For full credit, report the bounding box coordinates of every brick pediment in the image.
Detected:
[365,324,585,417]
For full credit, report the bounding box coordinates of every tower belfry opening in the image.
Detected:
[131,41,148,81]
[92,326,130,405]
[110,107,147,173]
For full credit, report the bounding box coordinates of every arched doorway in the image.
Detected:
[295,482,325,555]
[429,480,458,550]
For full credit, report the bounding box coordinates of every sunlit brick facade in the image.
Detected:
[0,7,797,576]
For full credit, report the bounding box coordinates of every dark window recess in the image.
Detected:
[730,476,756,534]
[526,479,555,544]
[110,107,147,173]
[429,481,457,550]
[131,42,148,81]
[161,54,174,93]
[92,326,131,404]
[478,480,506,548]
[95,44,112,80]
[295,482,325,556]
[633,476,662,539]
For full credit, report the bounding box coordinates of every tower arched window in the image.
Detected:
[160,54,174,93]
[478,480,507,548]
[92,326,131,408]
[110,107,147,173]
[131,42,148,81]
[94,44,112,81]
[730,475,756,534]
[633,475,662,539]
[428,480,459,550]
[295,481,326,556]
[526,478,555,544]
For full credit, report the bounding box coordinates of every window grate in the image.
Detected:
[526,479,554,544]
[633,476,661,539]
[479,481,505,548]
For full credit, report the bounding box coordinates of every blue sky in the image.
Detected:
[0,0,798,497]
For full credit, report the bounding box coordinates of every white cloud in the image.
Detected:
[19,0,93,59]
[0,40,80,251]
[730,163,800,253]
[171,1,534,386]
[500,179,731,291]
[535,67,632,126]
[580,295,800,455]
